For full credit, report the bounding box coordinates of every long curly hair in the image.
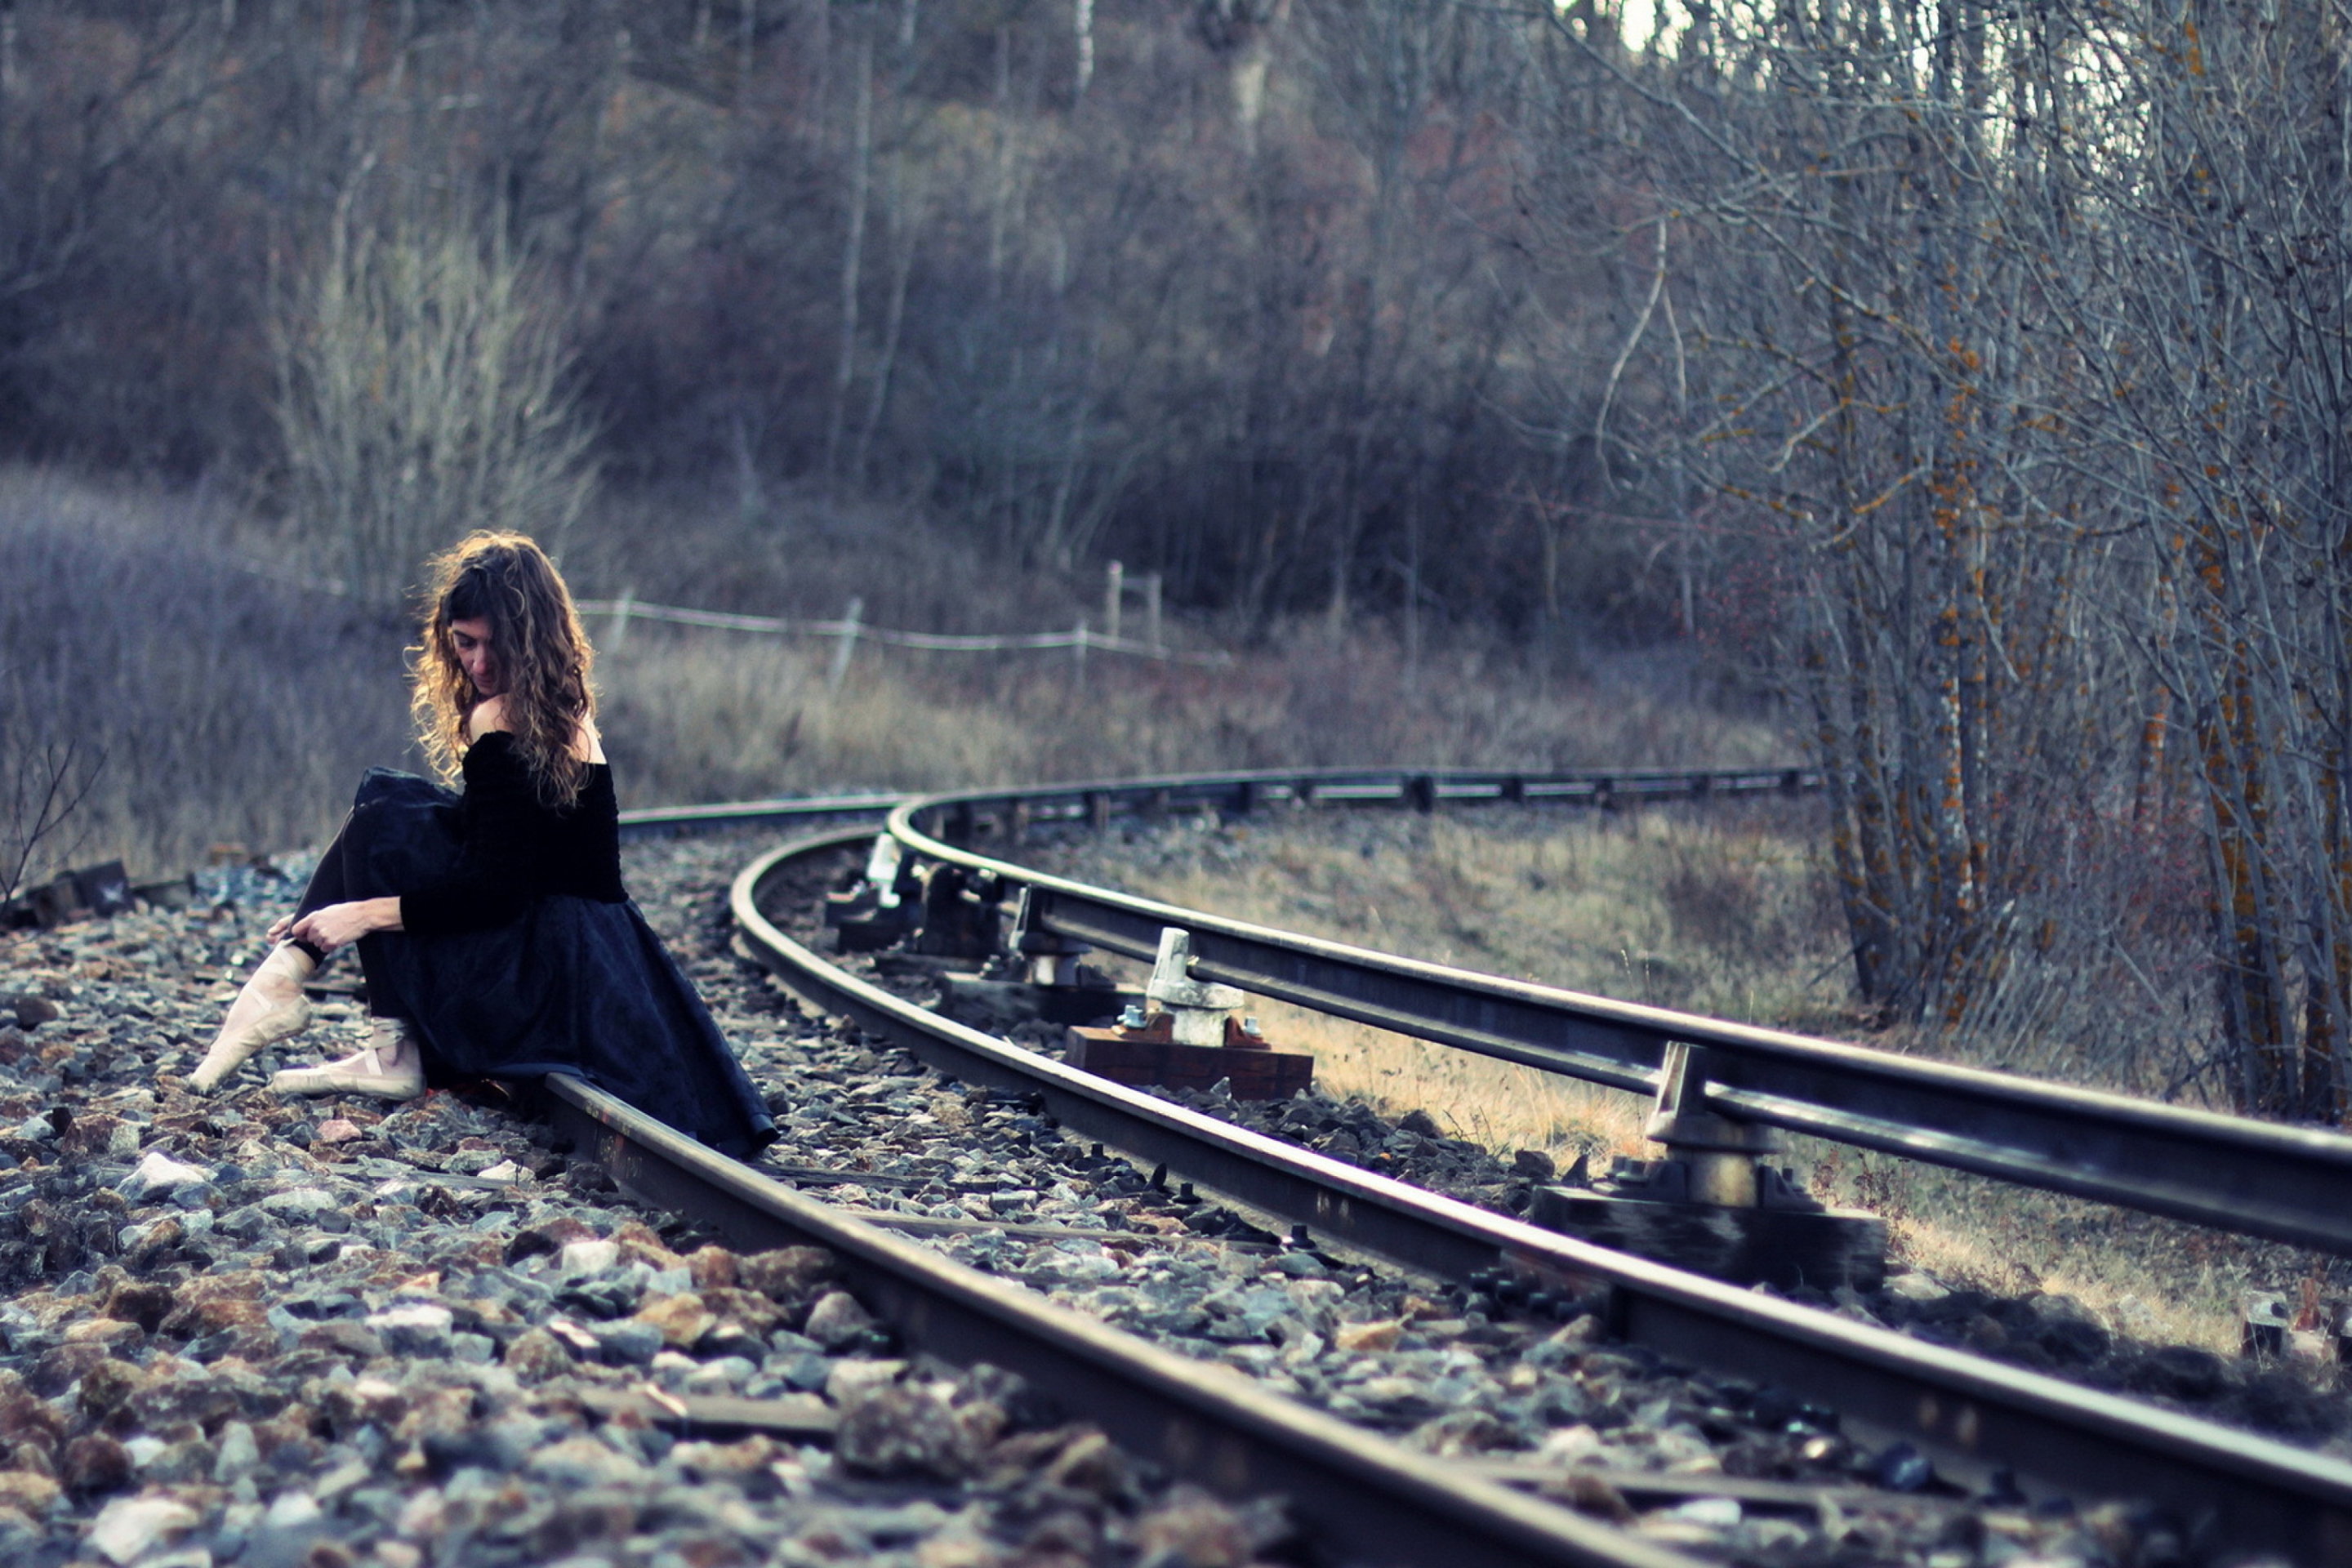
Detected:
[410,532,598,809]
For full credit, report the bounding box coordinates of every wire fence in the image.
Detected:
[577,569,1227,688]
[228,550,1226,684]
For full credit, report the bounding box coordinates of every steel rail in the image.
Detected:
[875,773,2352,1259]
[730,827,2352,1566]
[535,1073,1700,1568]
[617,793,903,840]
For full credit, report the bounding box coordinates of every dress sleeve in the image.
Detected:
[397,740,538,936]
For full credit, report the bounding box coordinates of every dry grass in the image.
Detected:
[1037,804,2328,1356]
[3,461,1783,871]
[1031,802,1846,1165]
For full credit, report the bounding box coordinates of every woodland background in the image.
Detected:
[3,0,2350,1127]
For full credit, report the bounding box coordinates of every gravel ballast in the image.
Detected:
[0,826,2301,1568]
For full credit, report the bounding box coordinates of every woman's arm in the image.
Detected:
[289,895,404,953]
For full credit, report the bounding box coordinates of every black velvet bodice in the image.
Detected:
[399,732,625,935]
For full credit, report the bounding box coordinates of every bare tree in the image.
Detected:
[271,192,599,604]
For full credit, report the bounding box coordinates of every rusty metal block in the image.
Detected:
[1063,1022,1312,1101]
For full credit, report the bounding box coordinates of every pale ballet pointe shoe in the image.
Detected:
[270,1019,425,1101]
[189,944,316,1094]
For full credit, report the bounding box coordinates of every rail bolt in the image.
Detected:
[1145,927,1245,1047]
[2243,1292,2292,1358]
[1644,1041,1781,1207]
[1011,886,1095,986]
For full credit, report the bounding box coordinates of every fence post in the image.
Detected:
[1105,561,1124,644]
[608,589,635,655]
[1073,617,1088,688]
[1144,572,1163,653]
[829,596,864,690]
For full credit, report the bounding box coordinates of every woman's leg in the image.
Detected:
[270,1017,424,1100]
[189,815,371,1094]
[190,942,315,1093]
[285,811,358,967]
[297,807,412,1021]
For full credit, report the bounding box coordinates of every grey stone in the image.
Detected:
[243,1490,328,1568]
[118,1151,213,1203]
[804,1290,876,1350]
[259,1187,340,1221]
[87,1495,200,1566]
[364,1303,456,1357]
[587,1320,664,1365]
[528,1436,651,1489]
[214,1422,260,1481]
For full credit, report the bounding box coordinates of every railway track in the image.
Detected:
[569,767,2352,1566]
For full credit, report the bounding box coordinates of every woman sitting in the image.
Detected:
[190,532,775,1158]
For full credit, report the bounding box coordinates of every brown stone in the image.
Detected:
[985,1424,1085,1477]
[737,1247,839,1303]
[0,1401,67,1476]
[1041,1430,1128,1499]
[314,1119,363,1144]
[62,1318,143,1350]
[1020,1509,1101,1560]
[501,1327,573,1384]
[532,1490,641,1559]
[1131,1486,1251,1568]
[158,1295,266,1341]
[668,1435,778,1479]
[610,1221,685,1272]
[99,1281,175,1333]
[0,1469,59,1514]
[390,1387,475,1444]
[181,1270,266,1301]
[75,1358,153,1425]
[252,1407,323,1468]
[634,1294,716,1350]
[56,1115,123,1160]
[24,1343,109,1399]
[686,1245,739,1291]
[320,1378,407,1439]
[298,1322,385,1361]
[60,1433,131,1495]
[123,1218,185,1270]
[1334,1320,1402,1353]
[697,1286,785,1336]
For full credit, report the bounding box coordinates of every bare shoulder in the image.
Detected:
[466,697,512,741]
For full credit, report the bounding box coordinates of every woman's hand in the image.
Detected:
[289,897,403,953]
[265,913,296,943]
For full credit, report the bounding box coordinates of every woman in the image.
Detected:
[190,532,776,1159]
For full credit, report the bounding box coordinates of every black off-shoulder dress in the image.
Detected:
[295,733,776,1158]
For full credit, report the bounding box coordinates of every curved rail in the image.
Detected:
[869,768,2352,1258]
[536,1074,1692,1568]
[732,825,2352,1565]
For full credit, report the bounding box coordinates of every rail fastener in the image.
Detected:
[539,1074,1707,1568]
[734,821,2352,1564]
